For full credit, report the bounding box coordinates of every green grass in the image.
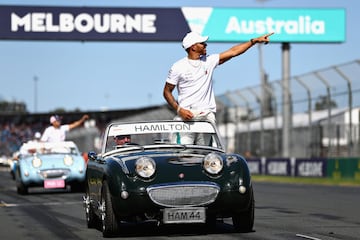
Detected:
[251,175,360,187]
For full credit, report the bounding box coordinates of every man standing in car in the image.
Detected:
[41,114,89,142]
[163,31,274,125]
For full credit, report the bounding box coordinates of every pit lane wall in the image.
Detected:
[246,157,360,180]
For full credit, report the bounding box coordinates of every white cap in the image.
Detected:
[182,32,209,49]
[50,115,61,124]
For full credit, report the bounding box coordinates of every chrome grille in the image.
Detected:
[39,169,70,179]
[147,183,219,207]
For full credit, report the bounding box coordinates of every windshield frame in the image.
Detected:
[101,120,225,154]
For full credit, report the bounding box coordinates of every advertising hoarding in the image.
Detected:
[0,6,345,43]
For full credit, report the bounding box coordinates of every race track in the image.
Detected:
[0,166,359,240]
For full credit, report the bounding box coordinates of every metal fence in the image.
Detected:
[216,60,360,158]
[233,123,360,158]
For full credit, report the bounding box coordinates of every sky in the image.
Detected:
[1,0,359,113]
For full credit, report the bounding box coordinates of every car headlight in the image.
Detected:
[63,155,74,166]
[203,153,223,175]
[135,157,156,178]
[32,156,42,168]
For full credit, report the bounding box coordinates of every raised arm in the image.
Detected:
[219,32,274,65]
[68,114,89,130]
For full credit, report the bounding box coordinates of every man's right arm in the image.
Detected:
[163,82,194,121]
[163,82,179,112]
[40,128,48,142]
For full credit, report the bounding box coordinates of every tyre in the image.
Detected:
[71,182,85,193]
[15,169,28,195]
[232,187,255,232]
[100,180,119,237]
[84,186,98,228]
[16,181,28,195]
[205,212,217,231]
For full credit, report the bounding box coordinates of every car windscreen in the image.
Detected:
[104,121,223,152]
[20,142,80,156]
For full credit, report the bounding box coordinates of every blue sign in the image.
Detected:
[0,6,190,41]
[265,158,291,176]
[195,8,346,43]
[295,158,327,177]
[246,158,262,175]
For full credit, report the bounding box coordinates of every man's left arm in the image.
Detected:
[219,32,274,65]
[68,114,89,130]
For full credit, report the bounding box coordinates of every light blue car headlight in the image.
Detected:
[32,156,42,168]
[135,157,156,178]
[203,153,223,175]
[63,155,74,166]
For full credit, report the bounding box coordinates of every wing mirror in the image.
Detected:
[88,151,97,161]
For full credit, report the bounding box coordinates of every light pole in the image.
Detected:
[33,76,38,113]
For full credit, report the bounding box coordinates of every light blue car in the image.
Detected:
[15,141,86,194]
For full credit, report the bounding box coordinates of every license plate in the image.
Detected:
[44,179,65,189]
[163,207,206,224]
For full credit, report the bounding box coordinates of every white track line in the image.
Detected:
[296,233,323,240]
[0,200,80,207]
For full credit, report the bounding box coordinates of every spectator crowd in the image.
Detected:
[0,121,45,157]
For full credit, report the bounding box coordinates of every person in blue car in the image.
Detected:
[41,114,89,142]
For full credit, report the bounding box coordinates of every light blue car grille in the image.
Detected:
[147,183,219,207]
[39,169,70,179]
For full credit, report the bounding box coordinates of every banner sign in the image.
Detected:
[0,6,345,42]
[327,158,360,179]
[0,5,190,41]
[295,158,326,177]
[265,158,291,176]
[198,8,345,43]
[246,158,262,175]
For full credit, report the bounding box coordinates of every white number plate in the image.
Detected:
[163,207,206,224]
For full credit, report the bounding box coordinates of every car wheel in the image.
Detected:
[232,187,254,232]
[16,181,28,195]
[10,170,15,180]
[100,180,119,237]
[84,186,98,228]
[71,182,85,193]
[205,212,217,231]
[15,169,28,195]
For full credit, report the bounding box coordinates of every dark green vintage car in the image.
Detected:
[83,120,254,237]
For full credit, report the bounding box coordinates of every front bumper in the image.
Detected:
[20,167,85,186]
[111,181,252,220]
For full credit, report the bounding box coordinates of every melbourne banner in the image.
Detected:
[0,6,345,42]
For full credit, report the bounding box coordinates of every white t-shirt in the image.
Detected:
[40,125,70,142]
[166,54,219,112]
